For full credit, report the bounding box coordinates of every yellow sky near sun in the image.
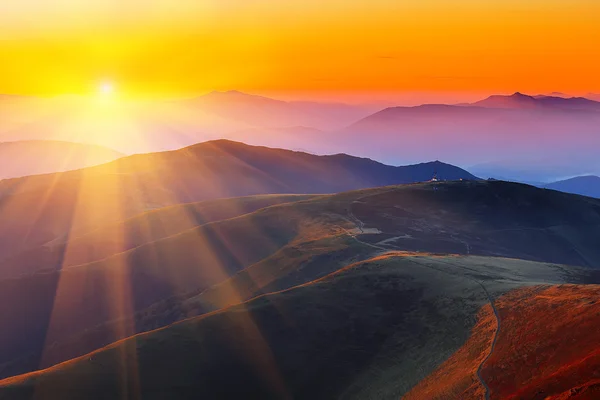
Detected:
[1,0,599,99]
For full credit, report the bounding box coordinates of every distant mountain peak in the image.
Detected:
[545,175,600,199]
[205,90,252,97]
[470,91,600,111]
[470,92,538,108]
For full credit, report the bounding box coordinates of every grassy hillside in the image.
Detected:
[0,140,474,260]
[7,233,367,377]
[483,285,600,400]
[1,180,600,381]
[350,180,600,267]
[407,284,600,400]
[0,197,353,379]
[0,194,315,278]
[0,254,592,400]
[404,304,496,399]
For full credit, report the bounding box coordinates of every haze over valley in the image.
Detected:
[3,91,600,182]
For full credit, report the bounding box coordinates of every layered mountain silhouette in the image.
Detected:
[183,90,376,130]
[472,92,600,111]
[0,92,374,153]
[468,154,600,183]
[339,94,600,176]
[0,140,475,261]
[0,140,123,179]
[545,175,600,198]
[3,91,600,179]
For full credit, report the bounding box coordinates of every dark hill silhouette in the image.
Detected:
[0,140,475,260]
[545,175,600,199]
[0,140,123,179]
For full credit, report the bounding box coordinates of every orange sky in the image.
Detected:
[1,0,599,101]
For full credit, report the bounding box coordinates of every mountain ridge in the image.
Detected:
[545,175,600,199]
[0,139,476,266]
[340,96,600,169]
[0,140,124,179]
[472,92,600,111]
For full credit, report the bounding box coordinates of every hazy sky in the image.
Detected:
[1,0,599,100]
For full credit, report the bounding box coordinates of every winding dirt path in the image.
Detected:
[347,194,501,399]
[475,282,500,400]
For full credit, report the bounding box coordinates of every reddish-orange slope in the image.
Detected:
[482,285,600,400]
[404,304,496,399]
[408,284,600,400]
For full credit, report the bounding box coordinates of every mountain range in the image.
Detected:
[181,90,378,130]
[467,155,600,184]
[0,140,475,262]
[545,175,600,199]
[2,91,600,183]
[472,92,600,111]
[0,140,123,179]
[338,93,600,172]
[0,92,375,154]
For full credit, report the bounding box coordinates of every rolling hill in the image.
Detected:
[0,139,475,260]
[545,176,600,199]
[0,181,600,383]
[0,253,597,400]
[0,194,355,379]
[407,284,600,400]
[0,140,123,179]
[0,194,315,279]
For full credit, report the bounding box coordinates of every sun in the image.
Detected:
[99,81,115,96]
[95,81,119,105]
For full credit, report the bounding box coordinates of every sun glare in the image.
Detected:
[99,81,115,96]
